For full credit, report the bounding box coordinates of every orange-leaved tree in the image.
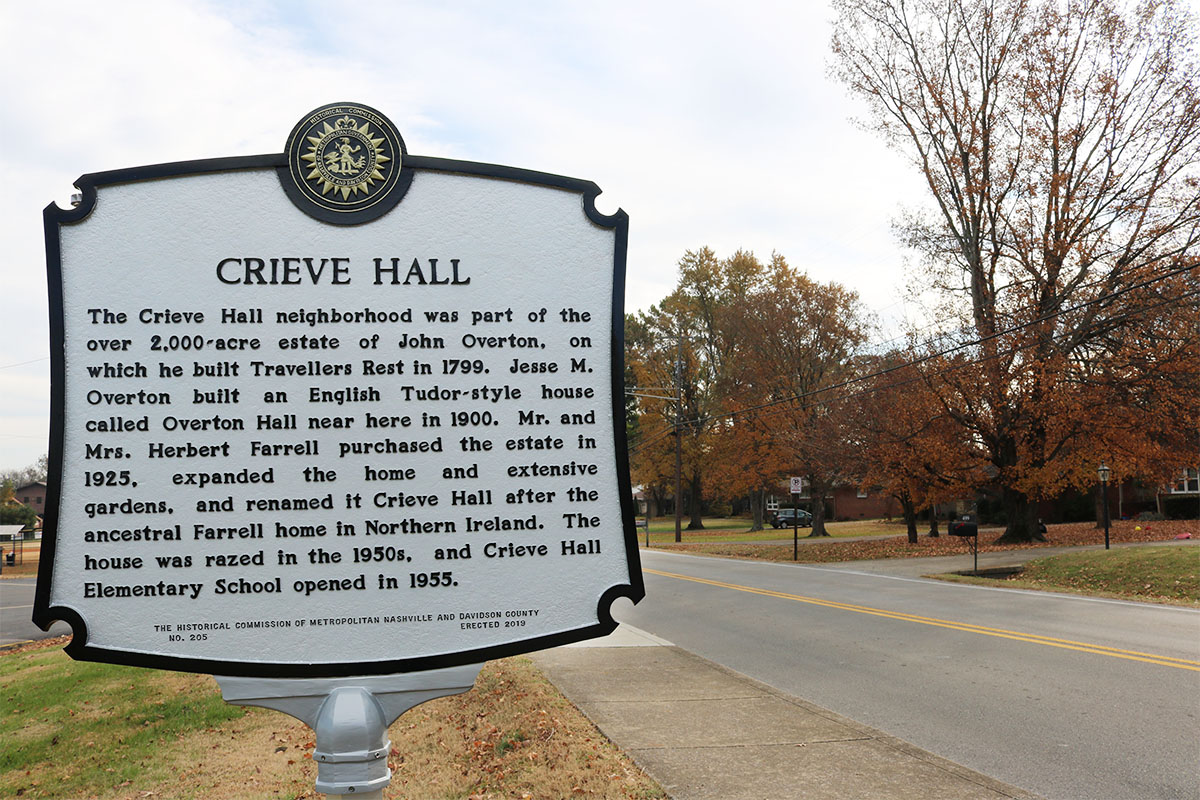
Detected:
[627,248,761,532]
[852,352,988,542]
[832,0,1200,540]
[723,255,870,536]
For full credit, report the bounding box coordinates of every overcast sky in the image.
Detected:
[0,0,942,471]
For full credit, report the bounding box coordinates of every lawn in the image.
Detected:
[645,519,1200,565]
[939,545,1199,605]
[639,516,903,544]
[0,639,664,799]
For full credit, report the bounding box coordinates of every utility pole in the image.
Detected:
[674,334,683,543]
[627,330,686,543]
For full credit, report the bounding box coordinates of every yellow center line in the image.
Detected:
[645,568,1200,672]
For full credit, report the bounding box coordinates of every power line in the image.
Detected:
[0,357,50,371]
[860,259,1190,356]
[628,263,1197,451]
[710,283,1200,431]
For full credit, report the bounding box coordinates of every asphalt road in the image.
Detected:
[616,548,1200,800]
[0,578,71,647]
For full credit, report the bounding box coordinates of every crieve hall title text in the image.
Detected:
[216,257,469,286]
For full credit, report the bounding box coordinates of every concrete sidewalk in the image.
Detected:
[533,625,1040,800]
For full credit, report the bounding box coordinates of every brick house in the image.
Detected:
[15,481,47,513]
[767,481,901,521]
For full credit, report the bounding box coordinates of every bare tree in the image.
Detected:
[832,0,1200,540]
[1,454,49,487]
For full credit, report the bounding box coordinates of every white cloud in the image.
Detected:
[0,0,933,469]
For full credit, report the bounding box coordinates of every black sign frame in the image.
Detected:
[34,151,644,678]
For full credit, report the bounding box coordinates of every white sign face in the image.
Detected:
[790,477,803,495]
[35,104,642,677]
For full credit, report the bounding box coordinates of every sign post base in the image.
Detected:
[216,665,482,796]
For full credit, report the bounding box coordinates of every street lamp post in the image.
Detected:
[1098,462,1111,550]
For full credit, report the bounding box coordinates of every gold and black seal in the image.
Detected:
[281,102,410,224]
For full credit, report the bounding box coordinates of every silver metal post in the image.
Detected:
[216,664,481,796]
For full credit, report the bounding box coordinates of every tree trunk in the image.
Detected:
[748,490,764,532]
[927,508,940,537]
[901,497,918,544]
[994,486,1047,543]
[686,472,704,530]
[807,482,831,537]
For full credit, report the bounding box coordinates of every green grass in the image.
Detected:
[0,647,244,797]
[643,516,752,533]
[638,516,902,544]
[939,545,1199,604]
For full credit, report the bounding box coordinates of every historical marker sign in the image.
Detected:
[34,102,643,677]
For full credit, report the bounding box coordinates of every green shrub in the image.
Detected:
[707,501,732,517]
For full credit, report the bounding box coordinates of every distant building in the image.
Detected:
[15,481,47,512]
[829,485,902,520]
[1167,467,1199,498]
[1091,468,1199,520]
[768,481,901,521]
[1156,467,1199,519]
